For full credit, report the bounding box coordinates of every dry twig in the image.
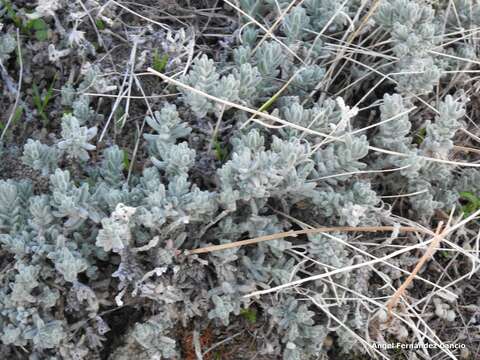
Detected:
[186,225,429,255]
[385,222,447,322]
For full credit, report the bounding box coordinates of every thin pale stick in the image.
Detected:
[186,226,429,255]
[109,0,170,30]
[385,222,445,321]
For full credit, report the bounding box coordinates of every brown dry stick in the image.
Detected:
[187,225,430,255]
[385,222,446,322]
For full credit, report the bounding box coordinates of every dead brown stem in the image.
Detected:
[385,222,446,322]
[186,225,430,255]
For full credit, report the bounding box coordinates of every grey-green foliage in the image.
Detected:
[28,194,54,231]
[312,134,369,182]
[61,83,76,107]
[0,33,16,62]
[372,93,422,177]
[255,41,283,78]
[143,104,197,177]
[445,0,480,30]
[372,92,468,218]
[311,181,380,226]
[240,0,477,96]
[375,0,440,93]
[151,142,196,177]
[290,64,325,95]
[0,179,26,232]
[303,0,350,32]
[49,246,88,283]
[456,168,480,196]
[101,145,125,187]
[61,83,99,125]
[143,104,191,147]
[21,139,60,176]
[235,41,288,97]
[180,55,240,117]
[240,25,258,47]
[374,0,480,95]
[137,170,218,228]
[374,94,412,153]
[57,114,97,161]
[277,97,339,140]
[50,169,101,228]
[72,96,96,124]
[110,313,177,359]
[218,129,316,206]
[268,298,326,360]
[422,95,465,157]
[1,261,65,349]
[2,0,479,358]
[282,6,310,43]
[0,237,85,353]
[131,316,177,359]
[240,0,351,34]
[232,63,262,104]
[96,203,136,252]
[414,93,466,210]
[0,151,118,356]
[208,294,236,326]
[308,233,350,272]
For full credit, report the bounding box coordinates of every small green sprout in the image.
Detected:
[152,50,169,73]
[414,127,426,145]
[122,149,130,170]
[459,191,480,217]
[114,106,126,128]
[32,76,56,125]
[213,137,227,162]
[240,307,257,324]
[95,19,106,30]
[440,250,452,259]
[26,18,49,41]
[11,106,23,125]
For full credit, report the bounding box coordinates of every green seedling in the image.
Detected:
[32,76,56,125]
[240,307,257,324]
[440,250,452,259]
[152,50,169,73]
[11,106,23,126]
[414,127,426,145]
[213,137,227,162]
[114,106,126,129]
[122,149,130,170]
[95,19,106,30]
[2,2,49,38]
[459,191,480,217]
[25,18,49,41]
